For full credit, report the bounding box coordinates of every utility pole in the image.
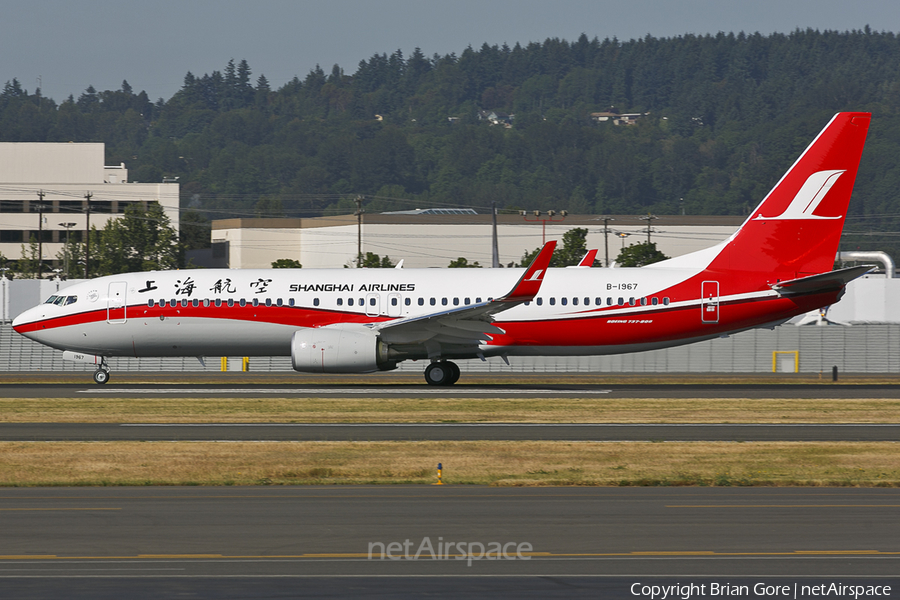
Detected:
[83,192,92,278]
[354,195,364,268]
[639,213,658,244]
[35,191,46,279]
[491,201,500,268]
[596,216,614,267]
[59,222,77,278]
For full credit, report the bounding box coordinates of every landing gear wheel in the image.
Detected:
[93,369,110,385]
[447,361,460,385]
[424,361,458,386]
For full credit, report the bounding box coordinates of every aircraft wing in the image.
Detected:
[772,265,873,296]
[374,241,556,348]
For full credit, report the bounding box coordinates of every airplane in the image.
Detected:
[13,112,873,386]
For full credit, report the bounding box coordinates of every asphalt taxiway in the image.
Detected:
[0,486,897,597]
[3,381,900,399]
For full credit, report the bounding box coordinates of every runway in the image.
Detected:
[2,422,900,441]
[0,486,897,598]
[3,381,900,399]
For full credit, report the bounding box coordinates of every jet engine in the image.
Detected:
[291,324,396,373]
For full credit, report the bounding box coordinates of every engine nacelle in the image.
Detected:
[291,325,395,373]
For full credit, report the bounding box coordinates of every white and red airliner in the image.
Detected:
[13,112,873,385]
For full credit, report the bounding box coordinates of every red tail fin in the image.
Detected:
[709,112,870,283]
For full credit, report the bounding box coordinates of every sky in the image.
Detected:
[3,0,899,104]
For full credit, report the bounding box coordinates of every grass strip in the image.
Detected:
[1,441,898,487]
[2,397,900,423]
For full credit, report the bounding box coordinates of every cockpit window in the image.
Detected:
[64,295,77,305]
[44,295,59,305]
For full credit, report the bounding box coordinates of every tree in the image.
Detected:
[18,235,42,278]
[271,258,302,268]
[519,227,590,267]
[357,252,396,268]
[179,210,210,252]
[448,257,481,268]
[91,202,179,275]
[615,242,669,267]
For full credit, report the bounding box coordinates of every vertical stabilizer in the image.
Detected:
[708,112,870,286]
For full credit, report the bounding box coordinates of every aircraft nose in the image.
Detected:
[11,305,42,337]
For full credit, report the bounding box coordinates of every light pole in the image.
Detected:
[59,222,76,278]
[616,231,631,250]
[521,210,567,245]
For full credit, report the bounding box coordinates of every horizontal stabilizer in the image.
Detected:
[772,265,873,296]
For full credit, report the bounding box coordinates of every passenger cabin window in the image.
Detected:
[405,298,411,306]
[536,298,543,306]
[181,299,188,308]
[215,299,222,307]
[148,299,155,307]
[313,298,320,307]
[418,298,424,306]
[549,298,556,306]
[561,298,568,306]
[663,297,670,305]
[192,299,199,307]
[348,298,354,306]
[430,298,436,306]
[227,299,234,307]
[265,298,272,307]
[337,298,343,306]
[651,297,659,306]
[239,299,246,307]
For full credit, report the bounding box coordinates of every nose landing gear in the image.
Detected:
[424,361,460,386]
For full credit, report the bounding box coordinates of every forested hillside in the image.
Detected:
[2,28,900,253]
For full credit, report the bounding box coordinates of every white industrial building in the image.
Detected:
[0,143,179,272]
[210,213,745,269]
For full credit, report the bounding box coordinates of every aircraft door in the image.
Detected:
[365,293,380,317]
[107,281,127,324]
[701,280,719,323]
[387,293,402,317]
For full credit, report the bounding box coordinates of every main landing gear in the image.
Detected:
[424,361,460,386]
[93,361,111,385]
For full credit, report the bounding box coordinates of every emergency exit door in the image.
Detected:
[701,280,719,323]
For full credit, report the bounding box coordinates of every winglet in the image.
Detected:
[576,249,598,267]
[496,241,557,303]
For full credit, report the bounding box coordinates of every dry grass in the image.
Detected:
[1,441,899,487]
[2,396,900,423]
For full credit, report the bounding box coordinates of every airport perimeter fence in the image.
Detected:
[2,323,899,375]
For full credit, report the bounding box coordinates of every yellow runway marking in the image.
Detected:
[669,505,900,508]
[0,508,121,511]
[1,550,899,560]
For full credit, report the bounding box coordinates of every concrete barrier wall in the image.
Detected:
[2,322,897,375]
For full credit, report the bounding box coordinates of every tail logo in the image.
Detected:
[754,170,845,221]
[525,269,544,282]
